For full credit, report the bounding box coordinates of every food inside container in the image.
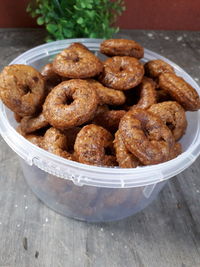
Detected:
[0,39,200,222]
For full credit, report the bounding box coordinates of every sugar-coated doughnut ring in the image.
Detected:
[114,130,140,168]
[53,43,103,78]
[99,56,144,90]
[168,142,182,160]
[131,77,157,110]
[41,127,74,160]
[20,112,49,134]
[43,79,99,129]
[119,108,175,165]
[92,105,126,133]
[145,59,174,78]
[87,79,126,105]
[74,124,116,166]
[148,101,187,140]
[100,39,144,59]
[159,73,200,111]
[0,64,45,116]
[41,63,62,92]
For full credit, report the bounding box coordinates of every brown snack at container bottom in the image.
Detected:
[20,112,49,134]
[58,182,99,217]
[87,79,126,106]
[148,101,187,141]
[53,43,103,78]
[74,124,116,166]
[99,56,144,90]
[41,127,74,161]
[114,130,141,168]
[43,79,99,130]
[144,59,175,78]
[119,108,175,165]
[0,64,45,116]
[130,77,157,110]
[92,105,126,133]
[159,72,200,111]
[100,39,144,59]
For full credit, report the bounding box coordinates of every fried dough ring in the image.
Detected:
[99,56,144,90]
[20,112,49,134]
[145,59,174,78]
[131,77,157,109]
[148,101,187,140]
[53,43,103,78]
[74,124,116,166]
[0,64,45,116]
[87,79,125,105]
[114,130,140,168]
[92,105,126,133]
[159,73,200,111]
[119,108,175,165]
[168,142,182,160]
[100,39,144,59]
[43,79,99,129]
[41,127,73,160]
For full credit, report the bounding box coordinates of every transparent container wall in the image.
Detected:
[20,159,166,222]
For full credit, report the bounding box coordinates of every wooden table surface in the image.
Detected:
[0,29,200,267]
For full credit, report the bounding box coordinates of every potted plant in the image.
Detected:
[27,0,125,42]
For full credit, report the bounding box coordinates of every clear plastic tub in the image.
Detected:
[0,39,200,222]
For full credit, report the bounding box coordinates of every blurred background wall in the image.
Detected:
[0,0,199,30]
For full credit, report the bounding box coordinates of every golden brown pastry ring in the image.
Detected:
[119,108,175,165]
[53,43,103,78]
[100,39,144,59]
[43,79,99,129]
[99,56,144,90]
[0,64,45,116]
[74,124,116,166]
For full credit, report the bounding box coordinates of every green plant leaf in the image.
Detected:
[46,23,58,34]
[26,0,126,41]
[37,17,45,25]
[77,17,84,24]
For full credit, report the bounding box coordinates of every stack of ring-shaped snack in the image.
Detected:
[0,38,200,169]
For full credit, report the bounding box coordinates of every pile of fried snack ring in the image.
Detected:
[0,39,200,168]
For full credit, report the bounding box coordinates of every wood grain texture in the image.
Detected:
[0,29,200,267]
